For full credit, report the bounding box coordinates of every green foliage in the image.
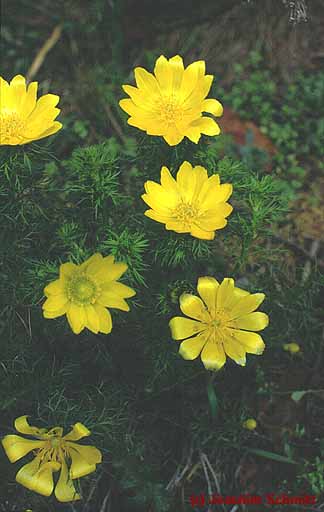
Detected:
[218,50,324,190]
[298,457,324,494]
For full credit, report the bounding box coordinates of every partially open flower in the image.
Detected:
[0,75,62,145]
[2,416,102,502]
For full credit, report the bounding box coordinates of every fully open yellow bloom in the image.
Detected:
[169,276,269,371]
[119,55,223,146]
[0,75,62,145]
[142,161,233,240]
[42,253,136,335]
[2,416,102,502]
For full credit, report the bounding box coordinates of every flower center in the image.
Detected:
[67,273,98,305]
[159,95,183,124]
[172,201,198,226]
[209,309,231,342]
[0,109,26,143]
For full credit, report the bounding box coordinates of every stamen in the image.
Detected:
[0,109,26,143]
[66,273,98,305]
[172,201,198,226]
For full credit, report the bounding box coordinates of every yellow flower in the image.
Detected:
[283,342,300,354]
[141,161,233,240]
[2,416,102,502]
[42,253,136,335]
[0,75,62,145]
[169,276,269,371]
[119,55,223,146]
[242,418,257,430]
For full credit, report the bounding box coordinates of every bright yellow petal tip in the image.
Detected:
[283,342,300,354]
[169,276,268,370]
[119,55,223,145]
[242,418,257,430]
[142,161,233,240]
[2,416,102,502]
[42,252,136,335]
[0,75,62,145]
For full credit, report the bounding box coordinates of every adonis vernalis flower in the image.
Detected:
[119,55,223,146]
[2,416,102,502]
[42,253,136,335]
[169,276,269,371]
[0,75,62,145]
[142,161,233,240]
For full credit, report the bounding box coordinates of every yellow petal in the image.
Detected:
[202,98,223,117]
[163,127,184,146]
[194,216,227,232]
[66,443,102,479]
[44,279,64,296]
[23,121,62,142]
[10,75,27,110]
[83,305,100,333]
[20,81,37,118]
[14,416,47,437]
[176,161,196,202]
[224,286,250,310]
[144,180,179,208]
[179,60,206,102]
[179,293,211,322]
[93,304,112,334]
[134,67,160,96]
[229,329,265,355]
[67,303,86,334]
[165,220,189,233]
[169,55,184,91]
[16,458,60,497]
[144,209,173,223]
[97,291,130,311]
[2,435,45,463]
[79,253,103,273]
[169,316,206,340]
[141,192,174,214]
[190,116,220,136]
[201,339,226,371]
[199,183,233,210]
[229,293,265,319]
[26,94,60,124]
[102,281,136,298]
[59,262,78,280]
[190,225,215,240]
[229,312,269,332]
[183,75,213,108]
[179,331,208,360]
[185,126,201,144]
[42,294,68,312]
[223,334,246,366]
[55,459,80,502]
[197,276,219,316]
[43,305,68,319]
[63,422,91,441]
[122,84,157,110]
[154,55,172,94]
[94,260,128,283]
[216,278,235,309]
